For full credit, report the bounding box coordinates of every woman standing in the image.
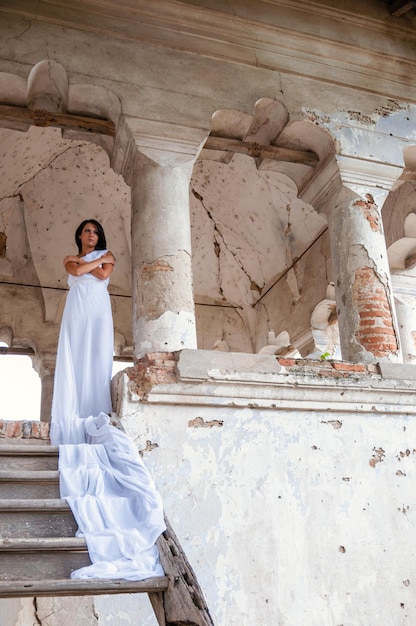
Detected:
[51,219,115,444]
[50,218,165,582]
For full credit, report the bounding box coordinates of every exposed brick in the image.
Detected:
[359,335,396,345]
[317,369,343,378]
[130,352,179,399]
[0,420,51,441]
[40,421,51,439]
[6,421,22,438]
[277,358,296,366]
[352,266,398,356]
[332,363,366,372]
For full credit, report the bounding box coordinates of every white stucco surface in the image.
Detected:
[110,350,416,626]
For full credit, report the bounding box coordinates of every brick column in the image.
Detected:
[330,186,401,363]
[131,154,197,359]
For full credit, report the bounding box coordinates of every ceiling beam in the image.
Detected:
[389,0,416,17]
[203,136,318,167]
[0,104,115,136]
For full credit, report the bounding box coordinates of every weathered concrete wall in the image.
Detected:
[190,156,328,353]
[0,126,132,348]
[112,350,416,626]
[0,594,157,626]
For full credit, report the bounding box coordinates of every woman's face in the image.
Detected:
[79,222,99,250]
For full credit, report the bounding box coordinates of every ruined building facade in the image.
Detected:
[1,1,416,624]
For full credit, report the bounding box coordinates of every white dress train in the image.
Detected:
[51,249,165,581]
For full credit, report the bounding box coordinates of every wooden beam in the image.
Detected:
[389,0,416,16]
[0,577,170,598]
[157,518,215,626]
[0,104,115,136]
[203,135,318,166]
[0,346,34,356]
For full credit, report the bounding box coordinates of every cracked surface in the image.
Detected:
[0,124,132,355]
[190,154,328,351]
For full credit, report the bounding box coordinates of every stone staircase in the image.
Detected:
[0,442,214,625]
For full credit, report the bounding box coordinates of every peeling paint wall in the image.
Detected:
[190,155,328,353]
[113,351,416,626]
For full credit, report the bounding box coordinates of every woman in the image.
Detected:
[50,219,165,581]
[51,219,115,445]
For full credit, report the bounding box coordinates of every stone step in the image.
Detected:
[0,470,60,499]
[0,445,58,471]
[0,576,170,598]
[0,537,91,580]
[0,498,78,538]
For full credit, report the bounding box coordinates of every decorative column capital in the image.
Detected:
[129,118,209,168]
[336,154,403,208]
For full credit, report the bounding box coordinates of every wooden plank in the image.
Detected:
[389,0,416,16]
[0,498,69,510]
[0,470,60,498]
[0,537,86,551]
[0,482,59,499]
[157,519,215,626]
[0,104,115,136]
[148,591,167,626]
[0,500,77,538]
[0,445,58,455]
[0,551,91,581]
[204,135,318,166]
[0,346,34,355]
[0,444,58,470]
[0,470,59,482]
[0,577,170,598]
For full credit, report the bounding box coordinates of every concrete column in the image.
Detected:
[390,273,416,364]
[33,352,56,422]
[330,186,401,363]
[131,156,197,358]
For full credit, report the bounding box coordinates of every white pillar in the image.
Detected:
[391,272,416,363]
[131,155,197,358]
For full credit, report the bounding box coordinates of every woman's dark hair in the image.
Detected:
[75,219,107,253]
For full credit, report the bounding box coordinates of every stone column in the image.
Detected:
[330,185,401,363]
[390,273,416,363]
[32,352,56,422]
[131,155,197,358]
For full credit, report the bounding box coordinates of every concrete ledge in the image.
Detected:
[177,349,282,381]
[379,362,416,380]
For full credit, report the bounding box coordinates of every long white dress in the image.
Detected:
[50,249,165,581]
[51,249,113,444]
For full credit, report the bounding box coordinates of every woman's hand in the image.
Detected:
[100,251,115,266]
[63,255,82,266]
[89,250,115,280]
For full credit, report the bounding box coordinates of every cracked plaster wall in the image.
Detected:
[0,594,156,626]
[0,126,132,357]
[190,154,328,353]
[111,354,416,626]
